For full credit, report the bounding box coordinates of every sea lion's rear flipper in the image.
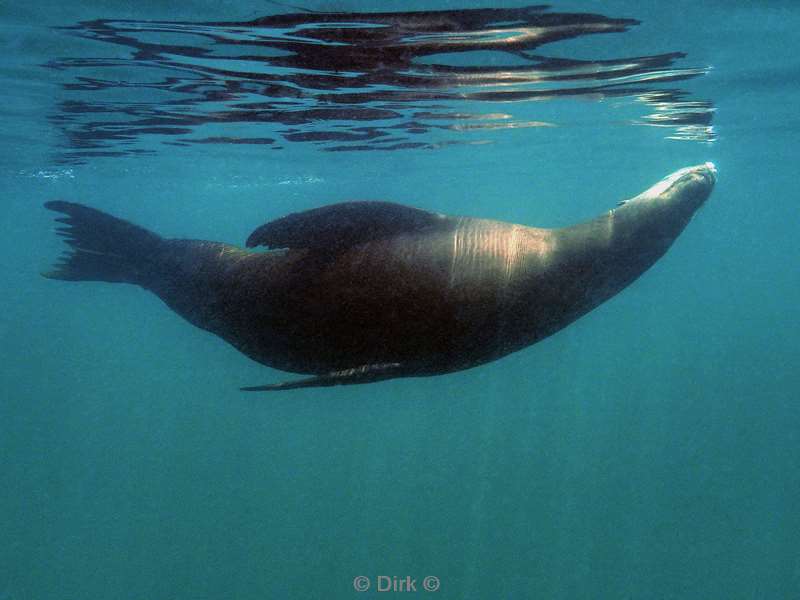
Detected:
[240,362,405,392]
[245,201,451,251]
[43,201,163,285]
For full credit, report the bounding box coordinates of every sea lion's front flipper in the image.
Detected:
[245,201,451,250]
[240,362,405,392]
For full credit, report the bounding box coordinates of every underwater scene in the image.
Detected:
[2,1,798,598]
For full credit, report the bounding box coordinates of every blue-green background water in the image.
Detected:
[2,1,799,598]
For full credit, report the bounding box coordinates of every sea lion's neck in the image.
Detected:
[490,200,694,351]
[542,200,695,317]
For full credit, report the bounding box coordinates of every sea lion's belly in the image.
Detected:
[232,226,536,374]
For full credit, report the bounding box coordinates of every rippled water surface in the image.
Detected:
[45,5,715,161]
[2,2,798,599]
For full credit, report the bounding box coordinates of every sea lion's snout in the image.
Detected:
[671,162,717,211]
[688,161,717,191]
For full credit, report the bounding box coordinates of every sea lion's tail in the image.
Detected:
[43,201,163,285]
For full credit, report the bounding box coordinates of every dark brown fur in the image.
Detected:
[44,164,715,390]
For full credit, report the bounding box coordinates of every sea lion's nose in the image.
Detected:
[699,162,717,184]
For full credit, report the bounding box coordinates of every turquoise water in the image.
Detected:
[2,2,798,598]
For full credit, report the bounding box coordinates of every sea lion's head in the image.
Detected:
[625,162,716,216]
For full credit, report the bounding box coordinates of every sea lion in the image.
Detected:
[44,163,716,391]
